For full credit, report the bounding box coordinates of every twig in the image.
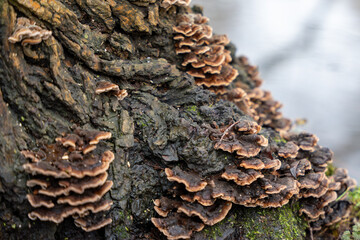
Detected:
[309,226,314,240]
[219,120,241,142]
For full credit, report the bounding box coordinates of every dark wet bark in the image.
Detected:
[0,0,312,239]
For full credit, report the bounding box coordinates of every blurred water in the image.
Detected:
[192,0,360,181]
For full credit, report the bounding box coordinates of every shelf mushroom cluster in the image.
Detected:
[310,168,356,230]
[161,0,191,9]
[240,56,292,132]
[8,17,52,46]
[22,129,114,232]
[172,13,290,132]
[173,13,239,92]
[223,56,292,132]
[152,119,356,239]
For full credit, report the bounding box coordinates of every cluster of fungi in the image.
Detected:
[161,0,191,9]
[8,17,52,46]
[172,13,238,93]
[152,119,356,239]
[152,0,357,239]
[22,129,114,232]
[10,0,356,237]
[171,7,290,132]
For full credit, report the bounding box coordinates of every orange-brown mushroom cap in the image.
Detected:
[57,181,113,206]
[221,167,264,186]
[37,172,109,197]
[74,214,113,232]
[177,200,232,226]
[8,17,52,46]
[165,167,207,192]
[28,199,113,224]
[278,141,299,158]
[151,212,204,240]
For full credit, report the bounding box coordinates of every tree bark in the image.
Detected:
[0,0,316,239]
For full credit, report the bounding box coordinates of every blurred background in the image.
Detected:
[192,0,360,181]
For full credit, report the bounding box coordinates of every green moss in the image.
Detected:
[348,187,360,219]
[342,223,360,240]
[135,114,153,128]
[114,209,133,239]
[185,105,200,116]
[114,225,130,239]
[241,203,307,240]
[326,163,336,176]
[202,213,237,239]
[274,137,287,144]
[186,105,198,112]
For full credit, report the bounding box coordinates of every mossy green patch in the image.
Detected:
[326,163,336,176]
[240,203,307,240]
[274,137,287,144]
[202,213,237,239]
[114,209,133,239]
[135,114,154,128]
[342,223,360,240]
[114,225,131,239]
[185,105,201,117]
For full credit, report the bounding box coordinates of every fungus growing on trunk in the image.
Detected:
[165,167,207,192]
[173,13,239,91]
[152,126,354,239]
[22,129,114,232]
[210,119,268,158]
[152,212,204,240]
[161,0,191,9]
[8,17,52,46]
[95,81,128,100]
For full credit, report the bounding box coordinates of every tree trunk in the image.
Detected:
[0,0,343,239]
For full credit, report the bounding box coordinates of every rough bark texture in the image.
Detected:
[0,0,328,239]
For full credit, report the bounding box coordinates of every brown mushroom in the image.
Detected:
[151,213,204,240]
[161,0,192,9]
[180,185,216,207]
[23,129,114,232]
[154,197,182,217]
[28,199,113,224]
[177,200,232,226]
[27,194,54,208]
[74,213,113,232]
[36,172,108,197]
[278,141,299,158]
[282,132,319,152]
[214,134,268,158]
[310,201,351,230]
[8,17,52,46]
[165,167,207,192]
[173,13,239,91]
[23,150,114,179]
[95,81,127,100]
[221,166,264,186]
[57,181,113,206]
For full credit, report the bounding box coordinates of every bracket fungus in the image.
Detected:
[161,0,191,9]
[210,119,268,158]
[152,119,356,239]
[95,81,128,100]
[173,13,238,91]
[246,88,292,132]
[22,129,114,232]
[8,17,52,46]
